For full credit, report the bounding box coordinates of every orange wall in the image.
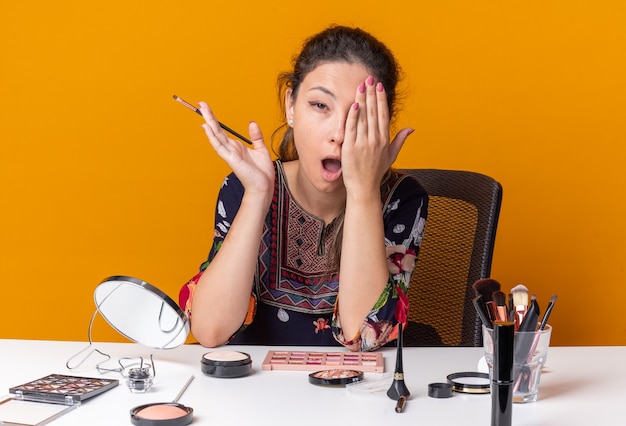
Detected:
[1,1,625,346]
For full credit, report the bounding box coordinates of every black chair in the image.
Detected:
[400,169,503,347]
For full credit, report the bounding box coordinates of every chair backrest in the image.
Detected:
[399,169,502,347]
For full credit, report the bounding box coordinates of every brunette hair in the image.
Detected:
[273,25,403,159]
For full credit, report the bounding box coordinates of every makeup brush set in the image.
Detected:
[472,279,557,333]
[472,279,557,424]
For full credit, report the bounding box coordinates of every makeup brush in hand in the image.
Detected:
[511,284,529,330]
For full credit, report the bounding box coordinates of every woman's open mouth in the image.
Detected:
[322,159,341,173]
[321,158,342,181]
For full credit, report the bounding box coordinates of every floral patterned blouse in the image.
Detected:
[179,160,428,351]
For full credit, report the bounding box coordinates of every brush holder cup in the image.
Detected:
[483,324,552,403]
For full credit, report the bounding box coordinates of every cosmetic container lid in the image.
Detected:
[308,369,364,386]
[446,372,490,394]
[201,351,252,366]
[428,382,453,398]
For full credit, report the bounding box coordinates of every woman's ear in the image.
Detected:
[285,88,294,126]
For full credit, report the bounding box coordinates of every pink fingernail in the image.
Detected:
[377,82,384,92]
[359,82,365,93]
[366,76,374,86]
[353,102,359,110]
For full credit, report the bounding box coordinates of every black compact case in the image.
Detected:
[200,351,252,378]
[308,369,364,386]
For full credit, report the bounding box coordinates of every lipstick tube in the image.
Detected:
[491,321,515,426]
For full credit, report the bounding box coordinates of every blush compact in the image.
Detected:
[308,369,364,386]
[201,351,252,378]
[129,375,195,426]
[130,402,193,426]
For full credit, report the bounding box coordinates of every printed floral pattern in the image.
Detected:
[313,318,330,334]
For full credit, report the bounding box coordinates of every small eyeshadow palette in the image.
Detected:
[261,350,384,373]
[9,374,119,405]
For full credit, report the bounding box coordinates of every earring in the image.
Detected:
[287,119,293,127]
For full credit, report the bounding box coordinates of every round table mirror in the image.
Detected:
[94,276,189,349]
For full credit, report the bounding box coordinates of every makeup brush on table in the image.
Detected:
[387,322,410,411]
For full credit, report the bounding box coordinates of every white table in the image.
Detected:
[0,339,622,425]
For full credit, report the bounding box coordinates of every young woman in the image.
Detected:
[179,25,428,351]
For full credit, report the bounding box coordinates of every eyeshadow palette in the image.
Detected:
[9,374,119,405]
[261,350,384,373]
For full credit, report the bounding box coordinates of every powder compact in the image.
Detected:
[130,402,193,426]
[308,369,364,386]
[201,351,252,378]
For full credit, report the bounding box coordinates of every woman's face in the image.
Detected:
[286,61,371,194]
